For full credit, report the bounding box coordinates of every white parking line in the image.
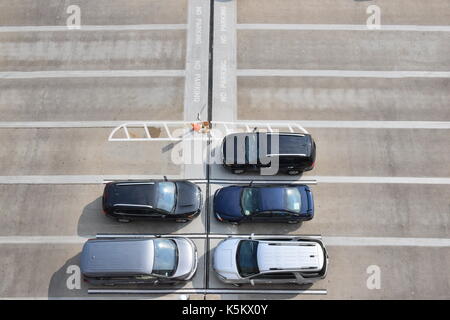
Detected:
[0,70,185,79]
[1,120,450,129]
[314,176,450,185]
[0,175,449,185]
[212,0,237,121]
[0,175,182,184]
[0,235,448,247]
[237,24,450,32]
[237,69,450,78]
[0,24,187,32]
[323,237,450,247]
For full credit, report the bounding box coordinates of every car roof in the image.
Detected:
[267,133,312,156]
[107,181,159,207]
[256,241,324,272]
[80,239,154,276]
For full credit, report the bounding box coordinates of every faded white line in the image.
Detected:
[212,0,237,121]
[0,24,187,32]
[0,235,448,247]
[0,175,182,184]
[0,70,185,79]
[323,236,450,247]
[237,24,450,32]
[2,120,450,129]
[0,175,450,185]
[0,236,88,244]
[314,176,450,185]
[237,69,450,78]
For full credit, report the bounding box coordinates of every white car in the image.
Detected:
[213,235,328,285]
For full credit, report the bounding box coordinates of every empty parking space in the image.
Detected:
[304,128,450,177]
[0,128,181,175]
[237,0,450,25]
[237,77,450,121]
[0,30,186,72]
[0,0,187,26]
[0,77,185,121]
[237,30,450,71]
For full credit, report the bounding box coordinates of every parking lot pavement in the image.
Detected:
[208,183,450,238]
[237,77,450,121]
[0,238,205,299]
[237,30,450,71]
[0,128,181,175]
[0,184,207,237]
[237,0,450,25]
[0,0,187,26]
[0,30,186,72]
[0,77,185,121]
[215,245,450,300]
[305,128,450,177]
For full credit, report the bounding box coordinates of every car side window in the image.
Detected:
[252,272,296,280]
[271,211,291,217]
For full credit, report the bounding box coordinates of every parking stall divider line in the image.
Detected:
[0,24,187,33]
[2,120,450,129]
[237,69,450,79]
[87,289,328,295]
[0,70,185,80]
[237,24,450,32]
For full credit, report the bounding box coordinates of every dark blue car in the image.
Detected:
[214,184,314,224]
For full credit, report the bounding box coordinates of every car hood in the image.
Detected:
[172,238,198,279]
[213,239,241,280]
[174,181,202,215]
[214,187,243,218]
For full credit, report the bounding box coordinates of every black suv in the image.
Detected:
[221,132,316,175]
[102,180,202,223]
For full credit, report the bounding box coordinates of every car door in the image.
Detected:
[271,210,293,222]
[249,211,272,222]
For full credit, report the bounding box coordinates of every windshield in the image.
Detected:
[156,182,176,212]
[241,188,261,216]
[152,239,178,277]
[284,188,302,213]
[236,240,260,277]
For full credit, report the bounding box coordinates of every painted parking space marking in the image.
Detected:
[0,70,185,79]
[237,69,450,78]
[237,24,450,32]
[0,24,187,33]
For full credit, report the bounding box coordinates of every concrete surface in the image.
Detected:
[0,0,448,300]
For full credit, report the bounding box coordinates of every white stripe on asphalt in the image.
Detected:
[237,24,450,32]
[0,70,185,79]
[1,121,450,129]
[0,175,182,184]
[314,176,450,185]
[0,235,448,247]
[0,24,187,32]
[323,237,450,247]
[237,69,450,78]
[0,175,450,185]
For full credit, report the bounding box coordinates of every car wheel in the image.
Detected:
[175,219,188,223]
[287,170,300,175]
[232,169,245,174]
[117,218,131,223]
[287,220,300,224]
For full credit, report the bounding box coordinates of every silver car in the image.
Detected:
[80,236,198,286]
[213,235,328,286]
